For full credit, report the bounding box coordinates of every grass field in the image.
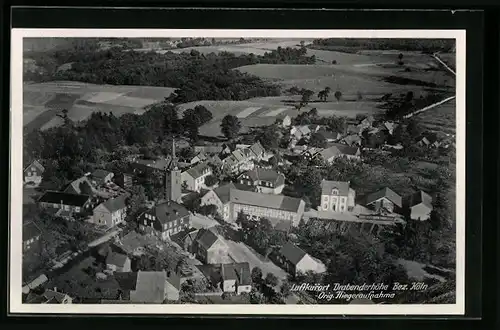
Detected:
[413,99,456,138]
[23,81,175,131]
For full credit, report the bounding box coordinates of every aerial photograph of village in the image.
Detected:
[21,37,457,305]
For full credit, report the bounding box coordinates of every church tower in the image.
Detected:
[165,139,182,202]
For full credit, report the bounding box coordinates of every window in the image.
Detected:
[144,220,147,226]
[331,188,339,195]
[75,207,81,213]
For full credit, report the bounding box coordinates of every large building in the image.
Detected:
[181,161,212,192]
[137,201,190,241]
[92,193,129,228]
[319,180,356,213]
[38,191,92,215]
[200,182,235,220]
[229,189,305,229]
[315,143,361,162]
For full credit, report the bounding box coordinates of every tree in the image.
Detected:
[251,267,263,286]
[280,281,291,297]
[309,132,327,148]
[332,60,337,64]
[301,89,314,105]
[357,91,363,101]
[126,185,147,216]
[258,125,280,151]
[220,115,241,140]
[334,90,342,101]
[398,53,404,61]
[264,273,279,287]
[204,174,218,187]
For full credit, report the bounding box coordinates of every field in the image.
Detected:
[23,81,175,131]
[413,99,456,138]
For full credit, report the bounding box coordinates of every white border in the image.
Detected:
[10,29,466,315]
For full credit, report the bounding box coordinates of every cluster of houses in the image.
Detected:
[316,179,434,236]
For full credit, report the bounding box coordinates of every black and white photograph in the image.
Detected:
[10,29,465,315]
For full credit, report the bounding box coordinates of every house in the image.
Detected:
[358,115,375,131]
[181,161,212,192]
[106,252,132,272]
[301,147,324,161]
[184,152,207,166]
[222,149,255,174]
[275,242,326,276]
[92,193,129,228]
[137,201,191,241]
[91,169,114,186]
[64,175,96,195]
[200,182,235,221]
[23,221,41,252]
[290,125,312,141]
[317,127,343,142]
[26,289,73,304]
[276,114,292,128]
[192,227,231,264]
[319,180,356,213]
[315,143,361,162]
[417,136,431,148]
[229,189,305,230]
[130,156,173,175]
[176,228,199,254]
[249,141,266,160]
[219,262,252,295]
[381,121,398,135]
[23,160,45,186]
[38,191,92,214]
[237,167,285,194]
[114,172,133,189]
[405,190,433,221]
[341,134,362,147]
[365,187,403,214]
[129,271,180,303]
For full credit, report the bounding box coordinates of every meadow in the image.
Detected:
[23,81,175,131]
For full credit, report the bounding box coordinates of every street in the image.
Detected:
[190,213,219,229]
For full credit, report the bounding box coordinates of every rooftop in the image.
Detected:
[406,190,433,209]
[317,143,359,159]
[365,187,403,208]
[130,271,167,304]
[38,191,91,207]
[229,189,304,213]
[146,201,190,225]
[195,227,221,250]
[92,169,113,179]
[212,182,236,204]
[321,180,351,196]
[279,242,307,266]
[239,167,285,186]
[184,161,211,179]
[100,193,129,213]
[106,252,129,267]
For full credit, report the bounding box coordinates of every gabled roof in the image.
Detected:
[106,252,129,267]
[23,221,41,241]
[130,271,167,304]
[64,176,95,195]
[184,162,211,179]
[38,191,91,207]
[365,187,402,208]
[249,142,265,157]
[195,228,221,250]
[167,271,181,291]
[279,242,307,266]
[317,143,360,160]
[100,193,129,213]
[146,201,190,225]
[43,290,70,303]
[238,168,285,186]
[342,134,362,146]
[92,169,113,179]
[407,191,433,209]
[212,182,236,204]
[229,189,304,213]
[194,145,224,154]
[131,157,173,171]
[232,149,246,162]
[24,160,45,173]
[222,262,251,285]
[321,180,351,196]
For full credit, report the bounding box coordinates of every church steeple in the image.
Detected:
[165,137,181,202]
[170,138,178,170]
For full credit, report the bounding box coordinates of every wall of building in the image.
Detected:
[231,203,299,224]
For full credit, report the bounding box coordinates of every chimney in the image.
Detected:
[53,287,57,292]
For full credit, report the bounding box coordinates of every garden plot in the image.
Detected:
[236,106,262,118]
[86,92,124,103]
[261,107,288,117]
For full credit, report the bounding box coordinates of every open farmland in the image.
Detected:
[23,81,175,131]
[413,98,456,138]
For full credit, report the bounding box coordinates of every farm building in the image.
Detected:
[237,167,285,195]
[38,191,92,215]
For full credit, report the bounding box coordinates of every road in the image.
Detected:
[432,52,456,76]
[402,96,456,119]
[225,240,288,284]
[190,213,219,229]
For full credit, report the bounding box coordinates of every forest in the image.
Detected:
[310,38,456,53]
[24,40,316,103]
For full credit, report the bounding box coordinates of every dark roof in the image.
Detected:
[147,201,190,224]
[43,290,70,303]
[38,191,91,207]
[64,176,95,195]
[184,161,211,179]
[238,168,285,186]
[106,252,129,267]
[195,228,221,250]
[365,187,402,208]
[222,262,251,285]
[249,142,265,157]
[272,219,293,232]
[114,272,138,291]
[321,180,351,196]
[92,169,113,179]
[101,193,129,213]
[23,221,41,241]
[24,160,45,173]
[318,143,359,159]
[212,182,236,204]
[407,191,433,209]
[279,242,307,266]
[229,189,304,213]
[166,271,181,290]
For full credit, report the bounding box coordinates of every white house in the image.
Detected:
[92,193,129,228]
[181,162,212,192]
[319,180,356,213]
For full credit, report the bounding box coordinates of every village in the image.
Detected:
[22,106,454,305]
